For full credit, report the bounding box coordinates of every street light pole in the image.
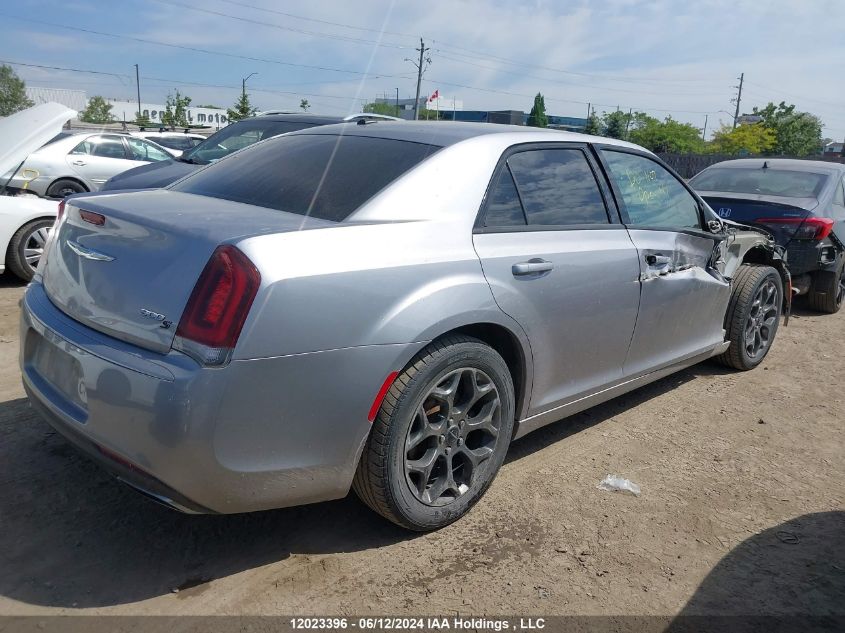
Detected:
[134,64,142,122]
[242,72,257,101]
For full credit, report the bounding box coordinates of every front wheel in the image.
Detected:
[716,264,783,371]
[353,335,515,531]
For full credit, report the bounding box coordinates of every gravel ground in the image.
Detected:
[0,273,842,617]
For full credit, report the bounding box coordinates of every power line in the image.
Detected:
[0,13,406,78]
[148,0,411,50]
[212,0,417,39]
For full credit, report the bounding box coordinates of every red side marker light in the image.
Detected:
[79,209,106,226]
[56,199,66,222]
[368,371,399,422]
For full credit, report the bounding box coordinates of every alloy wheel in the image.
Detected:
[404,368,501,506]
[744,279,779,359]
[23,225,50,270]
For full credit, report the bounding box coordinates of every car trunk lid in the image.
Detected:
[700,192,818,246]
[42,189,333,354]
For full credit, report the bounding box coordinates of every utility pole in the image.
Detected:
[732,72,744,129]
[395,87,399,118]
[134,64,141,122]
[702,114,708,140]
[624,107,633,135]
[586,102,591,119]
[408,37,430,121]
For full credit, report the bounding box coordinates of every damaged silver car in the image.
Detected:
[21,122,786,531]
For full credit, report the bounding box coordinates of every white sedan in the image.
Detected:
[1,103,74,281]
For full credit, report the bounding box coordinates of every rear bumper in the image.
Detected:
[784,240,841,277]
[20,282,420,514]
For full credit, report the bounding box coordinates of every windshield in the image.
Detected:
[181,119,325,164]
[691,167,828,198]
[173,133,440,221]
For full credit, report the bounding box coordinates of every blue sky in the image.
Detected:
[2,0,844,139]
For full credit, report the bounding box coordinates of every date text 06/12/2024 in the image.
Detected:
[289,617,546,631]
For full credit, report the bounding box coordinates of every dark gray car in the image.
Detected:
[101,113,348,191]
[691,159,845,313]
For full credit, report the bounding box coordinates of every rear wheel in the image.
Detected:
[6,219,53,282]
[716,264,782,371]
[353,335,515,531]
[807,260,844,314]
[46,179,86,199]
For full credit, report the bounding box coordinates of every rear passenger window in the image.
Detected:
[483,166,526,227]
[507,149,609,226]
[602,150,701,230]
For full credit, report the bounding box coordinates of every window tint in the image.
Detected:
[90,136,127,160]
[174,134,440,221]
[126,138,170,162]
[603,151,700,229]
[483,166,526,227]
[507,149,609,226]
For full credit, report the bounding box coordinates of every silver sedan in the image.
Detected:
[3,132,172,198]
[20,122,786,530]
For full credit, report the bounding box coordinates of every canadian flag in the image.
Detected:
[428,90,440,102]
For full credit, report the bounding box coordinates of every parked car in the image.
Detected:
[130,130,205,157]
[691,159,845,313]
[22,122,787,530]
[0,102,74,281]
[102,113,370,192]
[1,131,172,198]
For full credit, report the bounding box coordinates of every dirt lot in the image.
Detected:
[0,273,842,617]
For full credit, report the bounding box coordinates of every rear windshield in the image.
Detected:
[182,119,326,165]
[690,167,828,198]
[173,134,440,221]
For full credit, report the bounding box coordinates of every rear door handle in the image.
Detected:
[512,260,554,276]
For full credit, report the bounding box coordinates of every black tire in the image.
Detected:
[353,335,515,531]
[807,259,844,314]
[716,264,783,371]
[6,218,54,282]
[46,178,87,199]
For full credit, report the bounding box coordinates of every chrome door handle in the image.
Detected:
[72,160,87,166]
[512,260,554,276]
[646,254,671,267]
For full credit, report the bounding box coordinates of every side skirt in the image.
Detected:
[512,341,730,440]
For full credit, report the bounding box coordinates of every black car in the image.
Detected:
[101,113,351,191]
[691,158,845,313]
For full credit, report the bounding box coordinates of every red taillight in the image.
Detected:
[79,209,105,226]
[174,245,260,365]
[758,216,834,240]
[56,199,66,222]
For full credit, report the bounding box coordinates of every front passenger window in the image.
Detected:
[602,151,701,230]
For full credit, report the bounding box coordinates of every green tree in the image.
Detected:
[299,98,310,111]
[709,123,776,155]
[527,92,548,128]
[583,111,601,136]
[363,101,401,116]
[227,91,257,122]
[752,101,823,156]
[628,113,705,153]
[79,95,114,124]
[0,64,34,116]
[162,90,192,127]
[601,110,629,139]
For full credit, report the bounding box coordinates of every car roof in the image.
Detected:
[286,120,646,151]
[702,158,845,174]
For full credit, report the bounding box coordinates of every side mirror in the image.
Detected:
[707,219,724,234]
